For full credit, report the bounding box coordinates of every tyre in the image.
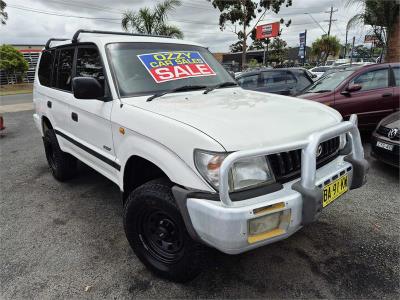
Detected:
[123,179,206,282]
[43,129,77,181]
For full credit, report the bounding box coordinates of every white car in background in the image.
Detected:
[308,66,332,79]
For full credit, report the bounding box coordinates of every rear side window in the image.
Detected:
[76,47,105,90]
[237,74,259,89]
[392,67,400,86]
[38,50,54,87]
[56,48,75,91]
[260,71,296,87]
[350,68,389,91]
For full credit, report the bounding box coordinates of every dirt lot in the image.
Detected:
[1,110,399,299]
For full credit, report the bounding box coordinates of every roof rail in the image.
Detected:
[45,38,70,50]
[71,29,171,43]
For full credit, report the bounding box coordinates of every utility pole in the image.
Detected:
[350,36,355,65]
[325,6,338,37]
[344,29,349,58]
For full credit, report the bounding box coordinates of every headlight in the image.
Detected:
[194,150,275,192]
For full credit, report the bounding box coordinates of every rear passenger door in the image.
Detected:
[68,45,117,180]
[45,47,75,149]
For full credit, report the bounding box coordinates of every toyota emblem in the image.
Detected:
[388,128,399,139]
[316,145,323,157]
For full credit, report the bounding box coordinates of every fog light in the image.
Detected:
[248,209,291,244]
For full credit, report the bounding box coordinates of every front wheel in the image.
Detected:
[123,179,206,282]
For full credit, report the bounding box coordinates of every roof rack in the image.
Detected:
[71,29,171,43]
[45,38,70,50]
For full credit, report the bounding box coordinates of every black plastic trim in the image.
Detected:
[187,182,283,202]
[54,129,120,171]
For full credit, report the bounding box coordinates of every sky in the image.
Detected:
[0,0,371,52]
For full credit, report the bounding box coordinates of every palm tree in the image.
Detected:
[346,0,399,62]
[311,35,341,63]
[1,0,8,25]
[121,0,183,39]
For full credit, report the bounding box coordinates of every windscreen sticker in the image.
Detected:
[137,51,216,83]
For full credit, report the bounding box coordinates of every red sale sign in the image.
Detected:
[256,22,280,40]
[137,51,216,83]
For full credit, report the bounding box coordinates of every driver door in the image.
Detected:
[68,45,118,181]
[334,67,393,128]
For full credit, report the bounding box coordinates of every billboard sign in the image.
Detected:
[364,35,379,43]
[256,22,280,40]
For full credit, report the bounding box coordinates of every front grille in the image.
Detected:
[377,126,400,140]
[268,137,340,183]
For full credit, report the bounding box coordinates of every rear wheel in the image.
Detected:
[123,179,206,282]
[43,129,77,181]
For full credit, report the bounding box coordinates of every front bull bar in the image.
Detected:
[218,114,368,216]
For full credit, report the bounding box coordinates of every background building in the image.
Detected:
[0,44,44,85]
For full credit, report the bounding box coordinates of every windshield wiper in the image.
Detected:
[147,85,208,102]
[203,81,238,94]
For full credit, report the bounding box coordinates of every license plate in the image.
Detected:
[323,175,348,208]
[376,141,394,151]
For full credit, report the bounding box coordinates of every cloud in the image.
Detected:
[1,0,367,51]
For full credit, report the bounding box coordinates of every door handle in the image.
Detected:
[382,93,392,97]
[71,112,78,122]
[47,101,52,108]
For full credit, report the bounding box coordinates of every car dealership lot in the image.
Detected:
[1,109,399,299]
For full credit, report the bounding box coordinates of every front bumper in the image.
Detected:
[370,134,399,167]
[173,114,368,254]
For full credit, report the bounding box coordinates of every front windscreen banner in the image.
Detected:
[137,51,216,83]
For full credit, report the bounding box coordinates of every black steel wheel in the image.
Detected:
[43,129,77,181]
[124,179,206,282]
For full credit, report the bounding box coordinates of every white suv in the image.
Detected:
[33,30,368,282]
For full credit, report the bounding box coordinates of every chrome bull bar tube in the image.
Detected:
[218,114,365,207]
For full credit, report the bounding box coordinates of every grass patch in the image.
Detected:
[0,83,33,96]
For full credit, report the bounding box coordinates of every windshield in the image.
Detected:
[306,70,355,93]
[107,42,236,97]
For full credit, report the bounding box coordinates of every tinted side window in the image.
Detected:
[392,67,400,86]
[237,74,258,89]
[57,48,75,91]
[260,71,296,86]
[351,68,389,91]
[76,47,105,90]
[38,50,54,87]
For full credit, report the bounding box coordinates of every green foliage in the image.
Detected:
[208,0,292,68]
[311,35,341,62]
[230,40,244,53]
[1,0,7,25]
[0,45,29,82]
[248,58,259,68]
[269,37,287,64]
[121,0,183,39]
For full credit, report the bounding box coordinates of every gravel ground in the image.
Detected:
[1,110,399,299]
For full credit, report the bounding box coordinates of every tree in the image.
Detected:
[0,45,29,83]
[269,37,287,64]
[311,35,341,63]
[121,0,183,39]
[208,0,292,69]
[346,0,399,62]
[1,0,7,25]
[229,40,243,53]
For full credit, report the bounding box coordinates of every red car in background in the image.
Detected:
[299,63,399,129]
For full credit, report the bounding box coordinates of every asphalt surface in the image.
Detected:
[1,109,399,299]
[0,93,33,106]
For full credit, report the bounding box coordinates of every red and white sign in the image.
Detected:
[256,22,280,40]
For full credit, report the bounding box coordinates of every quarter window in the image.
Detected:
[76,47,105,90]
[56,48,75,91]
[38,50,55,87]
[350,68,389,91]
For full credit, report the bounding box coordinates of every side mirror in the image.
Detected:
[72,77,104,100]
[341,84,362,96]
